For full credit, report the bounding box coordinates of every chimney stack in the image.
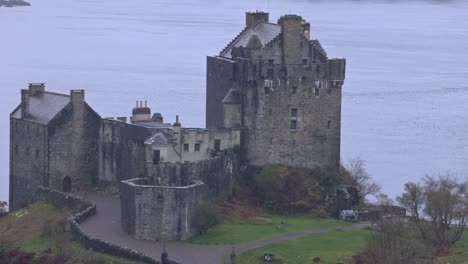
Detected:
[20,89,31,119]
[132,100,151,122]
[278,15,303,65]
[29,83,45,96]
[70,90,85,104]
[246,11,269,28]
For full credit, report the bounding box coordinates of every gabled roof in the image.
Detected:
[220,23,281,58]
[11,92,70,125]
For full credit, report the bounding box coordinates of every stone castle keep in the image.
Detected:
[9,12,345,241]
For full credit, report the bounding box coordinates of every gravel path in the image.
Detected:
[79,193,367,264]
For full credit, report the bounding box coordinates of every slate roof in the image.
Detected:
[132,121,173,129]
[220,23,281,58]
[11,92,71,125]
[144,132,173,145]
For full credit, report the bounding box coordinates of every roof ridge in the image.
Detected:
[42,91,70,97]
[220,26,248,56]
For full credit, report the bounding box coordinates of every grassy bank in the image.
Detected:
[234,229,370,264]
[0,202,143,264]
[186,214,350,245]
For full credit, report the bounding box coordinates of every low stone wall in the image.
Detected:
[120,179,205,241]
[33,186,163,264]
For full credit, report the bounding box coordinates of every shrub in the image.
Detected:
[192,201,221,235]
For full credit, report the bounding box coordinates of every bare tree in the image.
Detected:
[347,158,381,201]
[423,174,468,251]
[396,182,426,239]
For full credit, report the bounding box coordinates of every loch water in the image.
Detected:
[1,0,467,203]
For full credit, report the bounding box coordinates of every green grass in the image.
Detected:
[186,214,350,245]
[0,202,143,264]
[437,231,468,264]
[234,229,370,264]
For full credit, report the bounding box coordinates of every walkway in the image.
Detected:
[80,193,367,264]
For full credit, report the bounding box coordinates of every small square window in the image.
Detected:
[266,68,274,79]
[292,86,297,94]
[268,59,274,66]
[214,139,221,151]
[195,143,200,152]
[290,120,297,130]
[291,108,298,118]
[302,59,308,65]
[183,144,189,152]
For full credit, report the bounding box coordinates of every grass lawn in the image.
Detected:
[0,202,143,264]
[186,214,351,245]
[234,229,370,264]
[437,231,468,264]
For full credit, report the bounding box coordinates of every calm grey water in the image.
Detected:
[1,0,468,203]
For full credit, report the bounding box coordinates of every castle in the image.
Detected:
[9,12,345,241]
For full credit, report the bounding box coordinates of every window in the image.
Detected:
[269,109,272,115]
[183,144,189,152]
[292,86,297,94]
[195,143,200,152]
[153,150,160,165]
[36,127,40,138]
[264,87,270,94]
[36,149,40,159]
[268,59,274,66]
[291,108,298,118]
[270,137,273,144]
[290,120,297,130]
[214,139,221,151]
[327,120,331,129]
[26,147,30,157]
[314,88,320,96]
[302,59,308,65]
[266,68,274,79]
[15,145,18,155]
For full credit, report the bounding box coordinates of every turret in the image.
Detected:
[278,15,303,65]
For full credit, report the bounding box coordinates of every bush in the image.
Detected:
[192,202,221,235]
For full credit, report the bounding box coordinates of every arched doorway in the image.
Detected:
[62,177,72,193]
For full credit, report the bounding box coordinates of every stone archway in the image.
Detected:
[62,177,72,193]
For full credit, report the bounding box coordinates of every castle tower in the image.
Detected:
[206,12,346,170]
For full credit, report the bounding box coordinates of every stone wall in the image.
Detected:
[99,119,149,183]
[9,118,48,211]
[34,186,164,264]
[48,95,101,192]
[120,178,205,241]
[147,149,242,198]
[206,56,236,129]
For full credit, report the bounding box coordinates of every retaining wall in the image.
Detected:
[34,186,173,264]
